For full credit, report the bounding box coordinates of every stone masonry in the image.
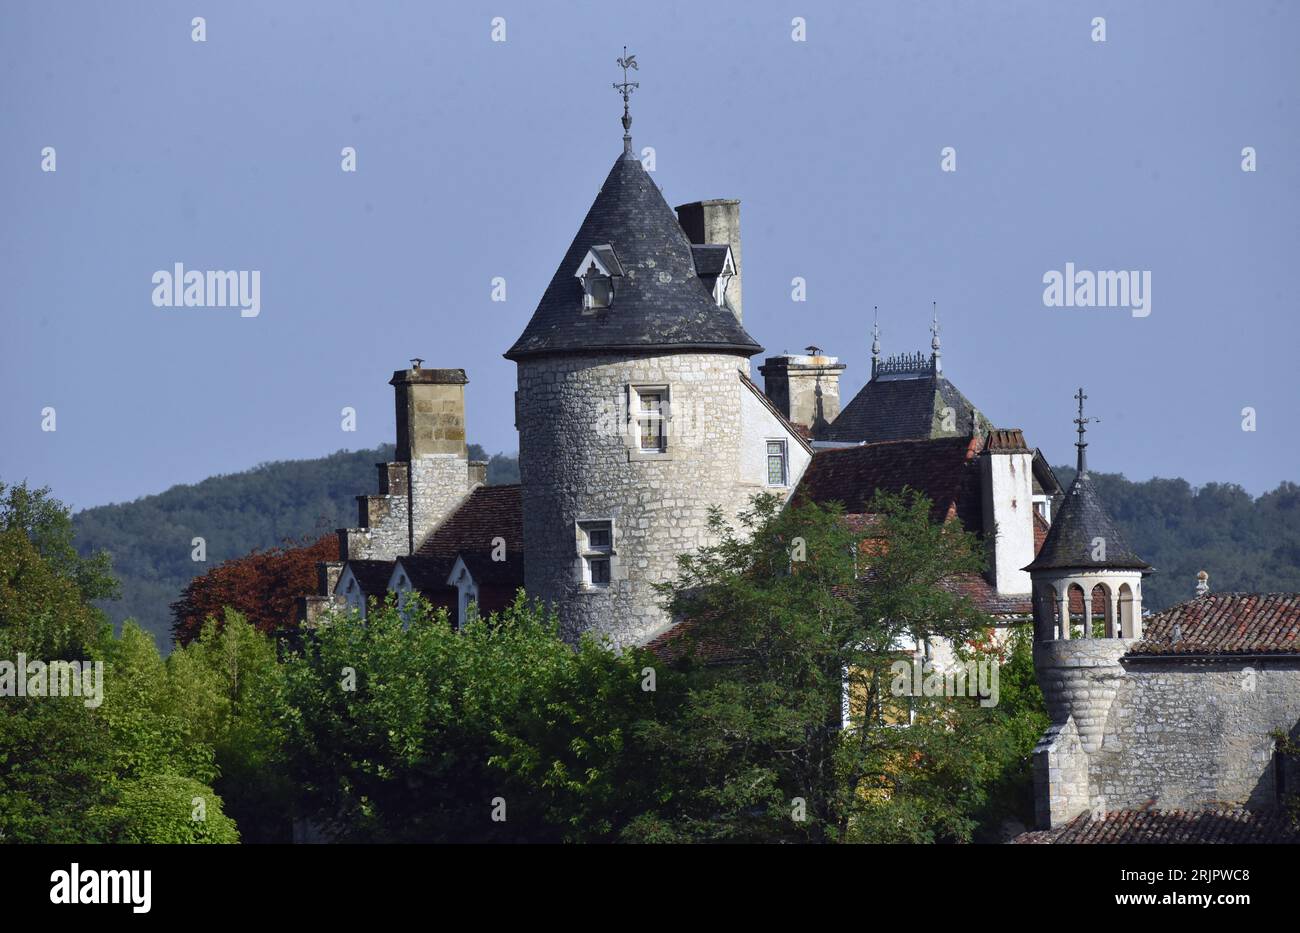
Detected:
[516,351,752,646]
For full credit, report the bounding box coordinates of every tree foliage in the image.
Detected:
[170,534,337,646]
[283,592,662,842]
[630,490,1046,843]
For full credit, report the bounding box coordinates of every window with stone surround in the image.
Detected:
[628,385,670,456]
[578,520,614,588]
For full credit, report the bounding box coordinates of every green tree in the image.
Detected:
[89,774,240,844]
[1,481,242,843]
[167,609,293,842]
[637,490,1039,843]
[283,592,661,842]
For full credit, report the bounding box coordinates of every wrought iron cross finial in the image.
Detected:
[614,47,639,141]
[1073,387,1099,476]
[929,301,942,372]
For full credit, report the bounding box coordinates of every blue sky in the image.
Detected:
[1,0,1296,509]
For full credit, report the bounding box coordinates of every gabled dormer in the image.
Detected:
[574,244,624,310]
[690,244,736,310]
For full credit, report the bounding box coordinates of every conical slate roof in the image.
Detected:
[1024,472,1150,572]
[504,150,762,361]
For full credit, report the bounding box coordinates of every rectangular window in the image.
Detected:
[766,440,787,486]
[637,391,666,452]
[579,520,613,588]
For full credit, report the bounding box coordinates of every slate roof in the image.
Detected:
[1129,593,1300,657]
[393,554,457,596]
[689,244,730,277]
[1023,472,1150,572]
[1011,809,1300,844]
[818,369,991,443]
[796,436,985,530]
[504,150,761,360]
[341,559,395,596]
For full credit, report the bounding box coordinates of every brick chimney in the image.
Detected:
[758,350,846,433]
[675,199,742,321]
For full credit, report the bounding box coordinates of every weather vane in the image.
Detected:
[614,47,639,143]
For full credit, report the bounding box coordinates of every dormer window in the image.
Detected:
[689,244,736,309]
[574,245,623,311]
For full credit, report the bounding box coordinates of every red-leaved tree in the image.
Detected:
[170,535,338,646]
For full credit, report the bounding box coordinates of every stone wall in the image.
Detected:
[516,350,752,646]
[1033,637,1300,826]
[1033,718,1091,828]
[410,455,478,551]
[1034,637,1133,754]
[1091,658,1300,811]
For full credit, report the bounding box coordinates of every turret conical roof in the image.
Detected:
[1025,472,1150,572]
[504,152,762,361]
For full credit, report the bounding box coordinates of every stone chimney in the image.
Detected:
[390,363,469,461]
[675,199,742,320]
[758,350,846,433]
[339,362,479,561]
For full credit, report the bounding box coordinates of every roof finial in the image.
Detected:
[614,47,639,157]
[1073,387,1099,477]
[930,301,942,373]
[871,306,881,377]
[1196,570,1210,597]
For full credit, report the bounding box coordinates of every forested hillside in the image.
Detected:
[1052,467,1300,613]
[69,440,1297,651]
[72,445,519,648]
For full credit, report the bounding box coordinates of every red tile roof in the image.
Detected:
[409,484,525,599]
[1012,809,1300,844]
[1033,511,1050,553]
[796,436,984,530]
[418,484,523,559]
[1130,593,1300,657]
[940,573,1032,617]
[643,616,745,664]
[985,428,1030,452]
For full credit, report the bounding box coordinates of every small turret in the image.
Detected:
[1025,389,1152,828]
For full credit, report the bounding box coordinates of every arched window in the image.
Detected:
[1090,583,1113,637]
[1066,583,1088,639]
[1118,583,1137,638]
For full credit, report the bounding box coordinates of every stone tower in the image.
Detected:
[1024,389,1151,827]
[504,67,765,647]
